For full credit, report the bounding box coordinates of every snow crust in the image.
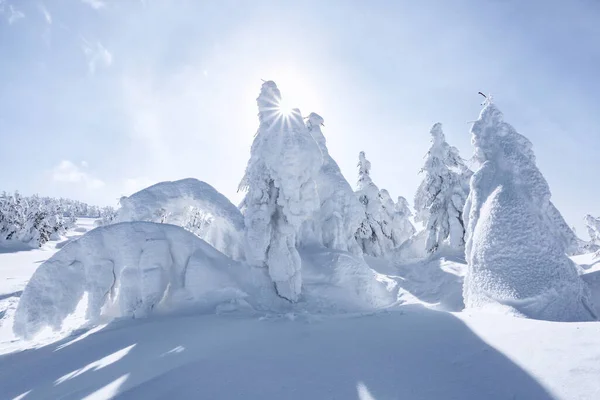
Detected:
[463,103,596,321]
[117,178,245,261]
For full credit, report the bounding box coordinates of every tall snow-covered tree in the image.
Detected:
[239,81,321,302]
[305,112,364,255]
[414,123,469,254]
[463,100,595,321]
[354,151,394,257]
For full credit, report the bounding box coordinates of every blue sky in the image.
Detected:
[1,0,599,235]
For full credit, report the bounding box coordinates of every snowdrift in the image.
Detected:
[13,222,261,339]
[463,103,596,322]
[13,222,396,339]
[117,178,245,261]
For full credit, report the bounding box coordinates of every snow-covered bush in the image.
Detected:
[13,222,261,339]
[238,81,321,302]
[463,101,596,322]
[354,151,395,257]
[117,178,245,261]
[305,112,364,255]
[414,123,470,254]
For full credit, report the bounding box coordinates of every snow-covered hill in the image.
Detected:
[1,219,600,399]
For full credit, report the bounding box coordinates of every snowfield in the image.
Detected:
[1,219,600,399]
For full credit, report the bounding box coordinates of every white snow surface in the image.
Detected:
[2,219,600,399]
[9,219,397,341]
[12,221,260,339]
[463,103,596,322]
[117,178,245,261]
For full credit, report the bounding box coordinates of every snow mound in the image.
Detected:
[300,246,395,311]
[13,222,263,339]
[117,178,245,261]
[13,221,397,339]
[463,103,596,322]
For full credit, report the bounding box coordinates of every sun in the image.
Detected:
[276,96,294,116]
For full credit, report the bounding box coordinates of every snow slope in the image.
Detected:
[117,178,245,261]
[1,306,599,400]
[0,218,97,341]
[2,220,600,399]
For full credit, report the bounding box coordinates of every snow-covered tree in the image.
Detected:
[95,206,118,227]
[239,81,321,302]
[305,112,364,255]
[463,101,596,322]
[585,214,600,245]
[414,123,469,254]
[354,151,394,257]
[379,191,415,248]
[0,192,99,247]
[545,202,590,256]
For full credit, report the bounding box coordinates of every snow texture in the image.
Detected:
[414,123,469,254]
[239,81,321,302]
[13,222,258,339]
[117,178,245,261]
[463,102,596,321]
[305,112,364,255]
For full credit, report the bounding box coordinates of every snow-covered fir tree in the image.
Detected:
[414,123,469,254]
[354,151,395,257]
[238,81,321,302]
[305,112,364,255]
[463,100,595,321]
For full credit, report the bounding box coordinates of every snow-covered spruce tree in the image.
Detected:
[238,81,321,302]
[463,100,596,321]
[354,151,394,257]
[305,112,364,255]
[414,123,469,254]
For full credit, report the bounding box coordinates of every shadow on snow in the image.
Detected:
[0,305,555,399]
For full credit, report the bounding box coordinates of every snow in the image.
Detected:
[11,221,267,339]
[2,219,600,399]
[463,103,596,322]
[239,81,322,301]
[414,123,469,254]
[3,81,600,398]
[355,151,396,258]
[306,112,364,255]
[117,178,245,261]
